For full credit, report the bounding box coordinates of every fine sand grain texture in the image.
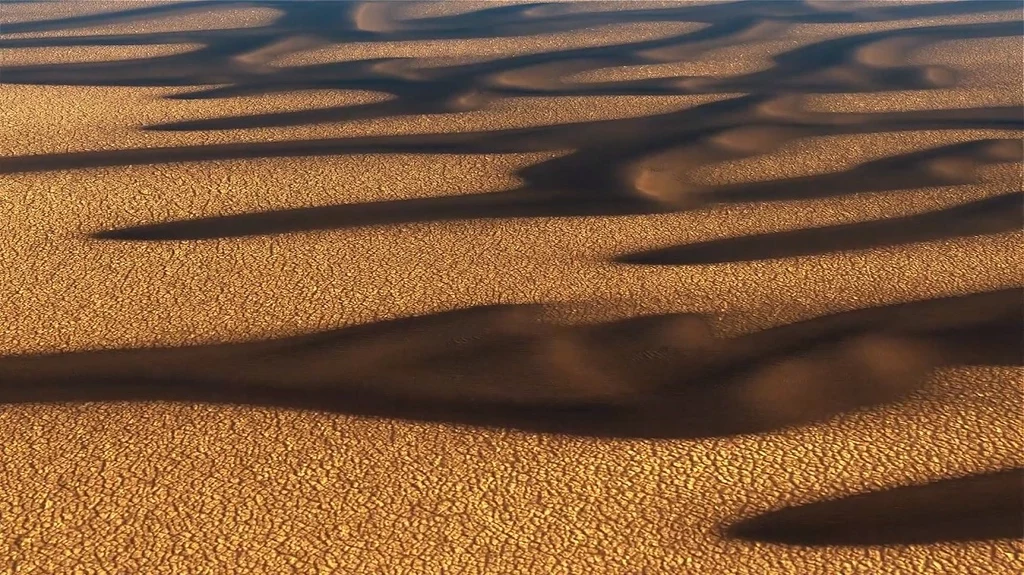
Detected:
[1,1,1022,574]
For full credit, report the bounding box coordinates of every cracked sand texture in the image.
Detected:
[1,1,1022,574]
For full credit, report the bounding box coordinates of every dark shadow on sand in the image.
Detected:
[617,191,1024,265]
[726,468,1024,545]
[2,288,1018,439]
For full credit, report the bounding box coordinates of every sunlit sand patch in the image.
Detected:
[689,130,1024,186]
[790,8,1022,32]
[0,85,393,155]
[704,11,1024,61]
[0,43,202,66]
[390,0,726,21]
[461,93,729,127]
[517,1,728,18]
[0,4,281,38]
[270,22,702,67]
[0,358,1020,573]
[282,94,732,138]
[0,1,184,25]
[805,88,1023,114]
[7,151,559,229]
[0,83,728,155]
[567,38,797,82]
[773,12,1023,46]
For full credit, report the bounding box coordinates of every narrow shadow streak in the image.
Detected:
[727,468,1024,545]
[618,191,1024,265]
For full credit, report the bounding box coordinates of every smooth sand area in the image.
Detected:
[1,1,1021,574]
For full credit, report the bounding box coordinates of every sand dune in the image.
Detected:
[1,1,1021,574]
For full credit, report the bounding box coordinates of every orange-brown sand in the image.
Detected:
[1,1,1021,573]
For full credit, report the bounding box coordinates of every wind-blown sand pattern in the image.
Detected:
[1,1,1021,574]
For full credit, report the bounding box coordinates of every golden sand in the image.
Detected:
[1,1,1021,574]
[0,3,281,37]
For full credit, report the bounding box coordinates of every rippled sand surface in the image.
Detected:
[1,1,1022,574]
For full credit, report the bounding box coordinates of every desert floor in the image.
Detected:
[1,1,1022,574]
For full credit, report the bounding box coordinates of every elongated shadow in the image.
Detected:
[618,191,1024,265]
[727,468,1024,545]
[2,289,1017,439]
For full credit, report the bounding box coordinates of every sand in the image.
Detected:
[1,1,1022,574]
